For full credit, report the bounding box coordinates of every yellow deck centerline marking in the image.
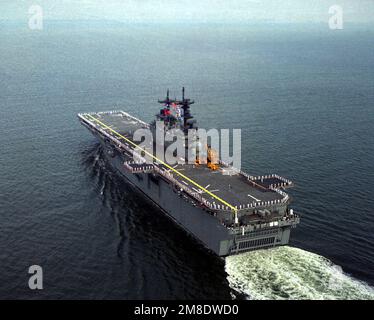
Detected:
[85,113,237,213]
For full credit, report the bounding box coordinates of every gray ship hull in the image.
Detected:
[98,137,295,256]
[78,110,300,256]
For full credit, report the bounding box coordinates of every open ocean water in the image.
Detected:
[0,21,374,299]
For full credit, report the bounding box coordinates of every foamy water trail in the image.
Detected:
[225,246,374,300]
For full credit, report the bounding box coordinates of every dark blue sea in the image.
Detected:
[1,21,374,299]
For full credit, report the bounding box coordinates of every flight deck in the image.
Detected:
[79,110,291,212]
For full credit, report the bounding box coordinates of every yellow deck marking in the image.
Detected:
[85,114,237,213]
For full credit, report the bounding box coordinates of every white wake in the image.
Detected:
[225,246,374,300]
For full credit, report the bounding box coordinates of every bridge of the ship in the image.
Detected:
[78,111,291,212]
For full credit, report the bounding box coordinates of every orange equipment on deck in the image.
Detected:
[195,145,219,171]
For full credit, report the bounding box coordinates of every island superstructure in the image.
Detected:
[78,89,300,256]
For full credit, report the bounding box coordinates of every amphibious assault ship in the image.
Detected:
[78,89,299,256]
